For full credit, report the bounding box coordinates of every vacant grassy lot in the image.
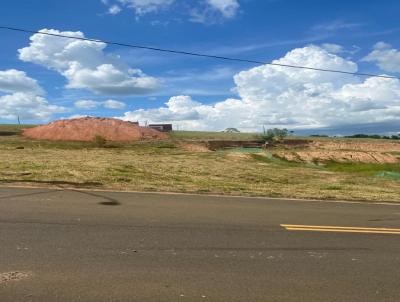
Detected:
[0,124,36,136]
[0,125,399,202]
[170,130,258,140]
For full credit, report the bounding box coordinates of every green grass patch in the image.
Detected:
[217,147,263,154]
[250,153,273,163]
[376,171,400,180]
[325,162,400,176]
[323,185,343,190]
[0,124,36,136]
[0,138,101,150]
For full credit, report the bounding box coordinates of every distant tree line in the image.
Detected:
[309,133,400,140]
[344,134,400,140]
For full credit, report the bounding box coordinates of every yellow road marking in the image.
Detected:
[285,227,400,235]
[281,224,400,231]
[281,224,400,235]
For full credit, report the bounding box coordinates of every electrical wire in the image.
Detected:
[0,25,398,80]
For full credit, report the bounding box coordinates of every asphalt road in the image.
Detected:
[1,187,400,302]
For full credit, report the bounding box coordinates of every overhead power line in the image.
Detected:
[0,25,398,80]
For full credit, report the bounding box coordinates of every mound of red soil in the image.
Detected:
[23,117,168,142]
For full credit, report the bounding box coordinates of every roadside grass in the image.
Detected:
[0,134,184,152]
[325,162,400,175]
[0,135,109,150]
[0,125,400,202]
[251,153,298,166]
[0,124,36,136]
[0,124,37,131]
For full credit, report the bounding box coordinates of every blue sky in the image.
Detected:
[1,0,400,134]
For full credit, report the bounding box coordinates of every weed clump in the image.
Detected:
[93,135,107,148]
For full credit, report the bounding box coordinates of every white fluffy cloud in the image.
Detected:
[0,69,65,120]
[321,43,343,54]
[206,0,239,18]
[18,29,159,95]
[362,42,400,73]
[190,0,240,24]
[119,45,400,132]
[102,0,239,22]
[108,4,122,14]
[117,0,174,15]
[103,99,126,109]
[119,95,254,130]
[0,93,65,120]
[74,99,126,110]
[0,69,44,95]
[74,100,99,109]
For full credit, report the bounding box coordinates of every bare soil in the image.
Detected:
[179,143,211,152]
[275,150,399,164]
[22,117,167,142]
[272,139,400,164]
[311,140,400,152]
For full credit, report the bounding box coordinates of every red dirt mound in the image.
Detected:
[22,117,168,142]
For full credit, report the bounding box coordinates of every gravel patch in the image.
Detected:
[0,271,31,284]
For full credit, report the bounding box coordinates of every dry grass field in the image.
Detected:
[1,124,400,202]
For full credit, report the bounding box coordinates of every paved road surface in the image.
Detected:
[1,187,400,301]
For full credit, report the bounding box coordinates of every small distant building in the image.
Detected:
[149,124,173,132]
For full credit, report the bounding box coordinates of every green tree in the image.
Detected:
[259,128,289,143]
[274,128,289,141]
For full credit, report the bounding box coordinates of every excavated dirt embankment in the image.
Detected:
[23,117,167,141]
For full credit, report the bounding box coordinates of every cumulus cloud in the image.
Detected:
[0,69,65,120]
[321,43,360,56]
[115,0,174,15]
[206,0,239,18]
[74,99,99,109]
[362,42,400,73]
[18,29,159,95]
[103,99,126,109]
[0,93,65,120]
[119,95,256,130]
[122,96,201,121]
[321,43,343,54]
[189,0,240,24]
[74,99,126,110]
[102,0,239,23]
[0,69,44,95]
[118,45,400,132]
[108,4,122,14]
